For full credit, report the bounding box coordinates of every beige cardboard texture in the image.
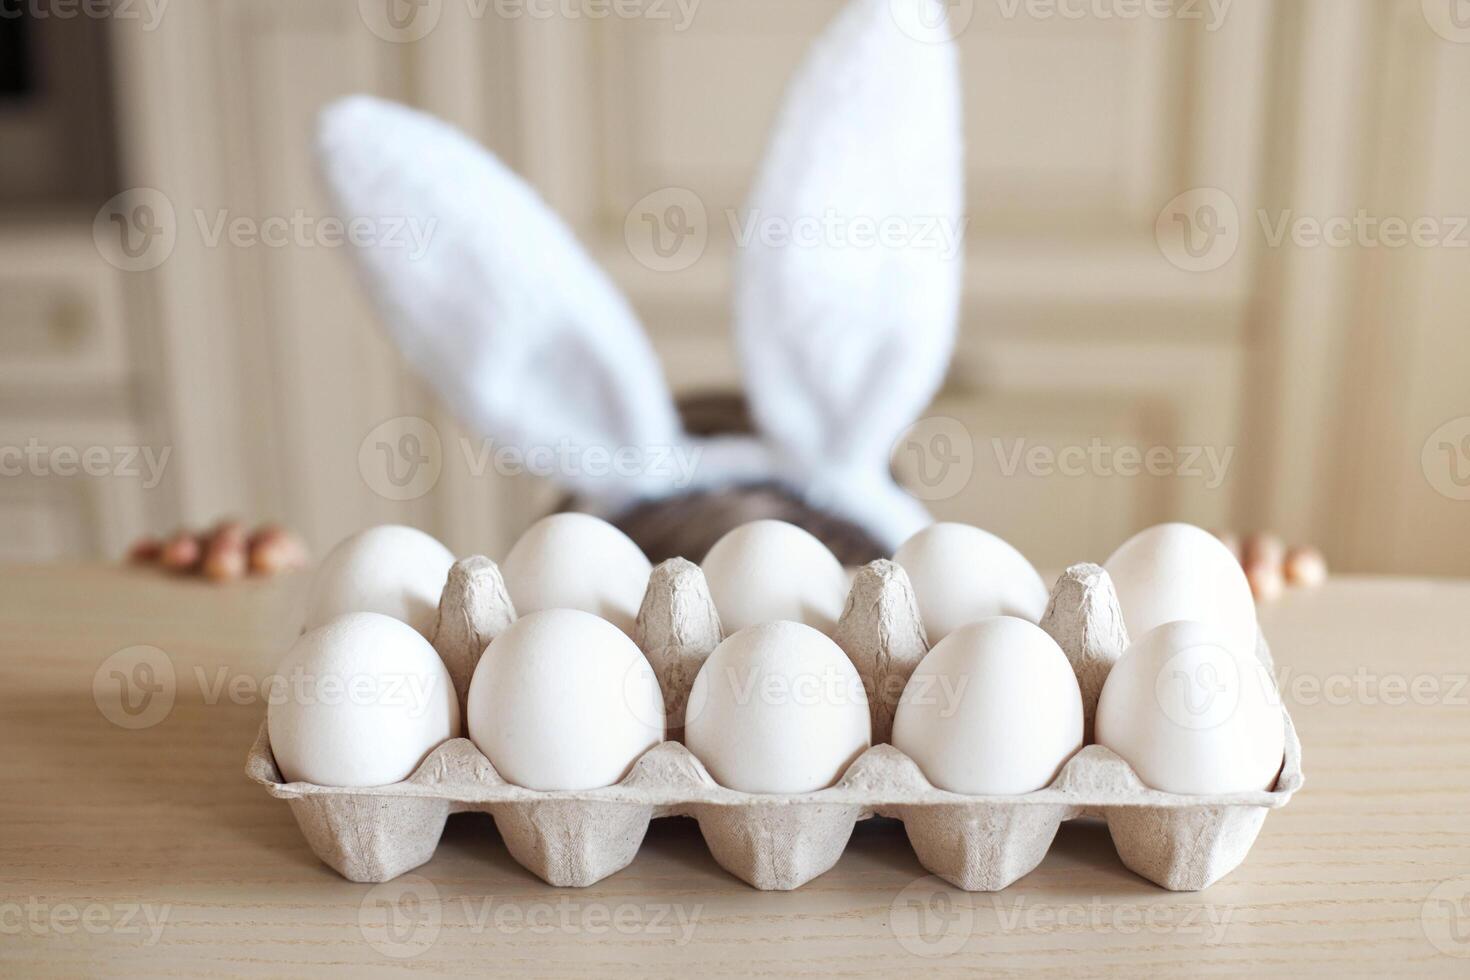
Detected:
[246,556,1303,892]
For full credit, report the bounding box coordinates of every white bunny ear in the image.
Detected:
[733,0,964,548]
[317,95,685,503]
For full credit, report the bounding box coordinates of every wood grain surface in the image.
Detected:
[2,565,1468,976]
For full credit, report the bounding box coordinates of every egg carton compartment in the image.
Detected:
[245,556,1303,892]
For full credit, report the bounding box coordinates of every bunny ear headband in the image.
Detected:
[316,0,963,551]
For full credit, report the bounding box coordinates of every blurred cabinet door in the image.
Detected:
[108,0,543,559]
[0,229,145,561]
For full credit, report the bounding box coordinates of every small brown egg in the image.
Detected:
[159,531,202,572]
[1284,546,1328,588]
[203,522,249,582]
[1244,556,1286,603]
[127,537,162,565]
[249,525,310,576]
[1242,532,1285,567]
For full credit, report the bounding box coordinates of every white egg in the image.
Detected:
[500,513,652,634]
[466,608,664,791]
[303,525,456,638]
[893,523,1048,642]
[1095,619,1285,794]
[684,621,871,794]
[700,520,849,634]
[267,612,460,787]
[1103,523,1257,657]
[892,617,1082,795]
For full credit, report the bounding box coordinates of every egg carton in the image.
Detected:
[245,557,1303,892]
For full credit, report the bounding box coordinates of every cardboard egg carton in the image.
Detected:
[245,557,1303,892]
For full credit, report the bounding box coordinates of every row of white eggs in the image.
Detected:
[269,516,1284,799]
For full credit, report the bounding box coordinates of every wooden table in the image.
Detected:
[3,565,1468,976]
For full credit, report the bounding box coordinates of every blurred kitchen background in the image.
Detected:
[3,0,1468,574]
